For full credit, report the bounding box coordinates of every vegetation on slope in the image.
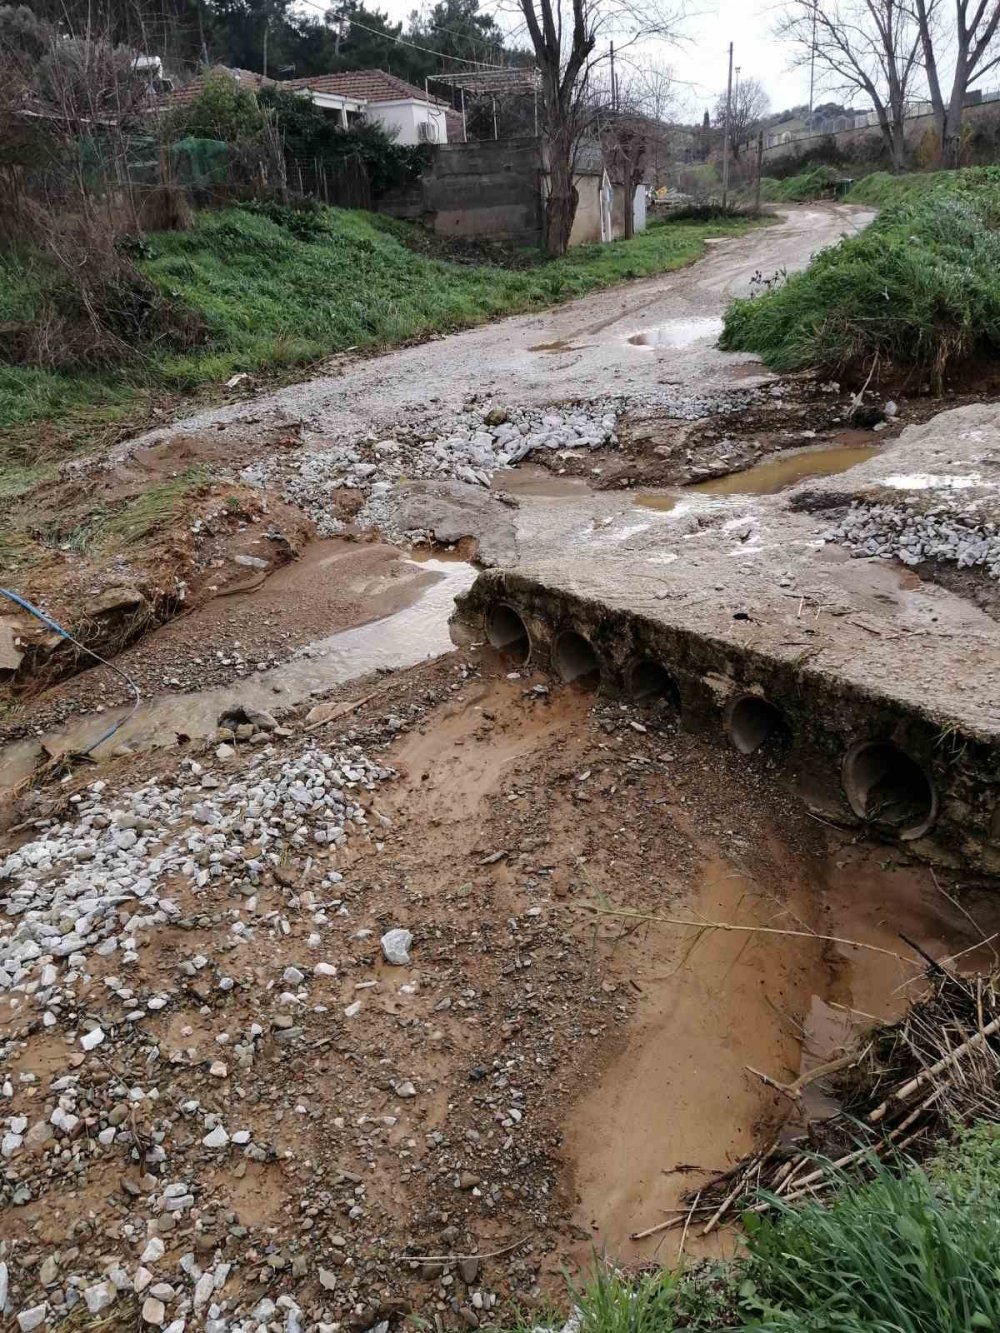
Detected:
[554,1124,1000,1333]
[1,203,764,444]
[721,167,1000,386]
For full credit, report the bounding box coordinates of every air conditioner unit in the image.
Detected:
[418,120,439,143]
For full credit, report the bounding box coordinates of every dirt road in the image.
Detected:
[130,205,868,452]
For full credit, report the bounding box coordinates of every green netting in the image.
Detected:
[169,137,229,186]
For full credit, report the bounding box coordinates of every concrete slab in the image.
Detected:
[452,409,1000,872]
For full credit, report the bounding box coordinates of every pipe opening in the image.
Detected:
[627,659,679,707]
[843,741,937,840]
[726,694,789,756]
[552,630,601,687]
[485,603,530,663]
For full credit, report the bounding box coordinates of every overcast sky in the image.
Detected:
[371,0,815,119]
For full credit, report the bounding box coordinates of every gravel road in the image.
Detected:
[131,205,870,450]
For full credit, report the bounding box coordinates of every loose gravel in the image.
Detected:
[831,502,1000,578]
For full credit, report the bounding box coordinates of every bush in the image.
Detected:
[721,168,1000,385]
[165,69,267,143]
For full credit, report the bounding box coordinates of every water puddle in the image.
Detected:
[492,464,592,499]
[691,443,881,496]
[628,317,723,348]
[632,490,680,513]
[0,560,475,792]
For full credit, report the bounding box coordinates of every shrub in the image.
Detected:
[721,168,1000,385]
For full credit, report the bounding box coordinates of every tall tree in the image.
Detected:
[913,0,1000,166]
[712,74,769,159]
[778,0,921,170]
[515,0,683,257]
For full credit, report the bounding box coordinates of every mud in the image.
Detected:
[0,558,474,793]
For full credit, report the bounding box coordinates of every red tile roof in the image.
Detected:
[283,69,448,106]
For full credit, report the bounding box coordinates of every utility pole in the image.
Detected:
[609,41,617,112]
[721,41,734,208]
[262,22,268,78]
[808,0,817,121]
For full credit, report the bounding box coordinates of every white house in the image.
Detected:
[164,67,458,145]
[286,71,454,145]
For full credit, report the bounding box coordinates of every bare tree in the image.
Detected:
[712,74,768,159]
[513,0,684,255]
[913,0,1000,166]
[778,0,921,170]
[600,60,675,233]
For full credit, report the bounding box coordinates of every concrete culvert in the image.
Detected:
[485,603,530,663]
[726,694,789,755]
[843,741,937,840]
[552,630,601,686]
[627,659,679,706]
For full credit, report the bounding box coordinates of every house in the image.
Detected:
[282,70,461,145]
[162,66,460,145]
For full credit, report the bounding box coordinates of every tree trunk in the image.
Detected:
[544,128,578,257]
[943,74,967,168]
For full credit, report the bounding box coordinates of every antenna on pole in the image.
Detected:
[809,0,817,120]
[721,41,734,208]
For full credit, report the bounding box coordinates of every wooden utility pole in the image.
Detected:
[721,42,734,208]
[262,22,268,78]
[609,42,617,111]
[754,128,764,213]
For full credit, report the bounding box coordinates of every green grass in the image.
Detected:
[0,205,766,442]
[721,165,1000,384]
[522,1127,1000,1333]
[757,166,845,203]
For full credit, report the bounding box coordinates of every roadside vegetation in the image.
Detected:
[1,203,764,445]
[721,166,1000,387]
[547,1124,1000,1333]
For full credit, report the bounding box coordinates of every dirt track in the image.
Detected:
[128,204,869,452]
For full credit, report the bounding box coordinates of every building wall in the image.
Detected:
[379,138,544,244]
[368,99,449,146]
[377,139,629,248]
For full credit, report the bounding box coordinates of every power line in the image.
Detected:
[297,0,506,69]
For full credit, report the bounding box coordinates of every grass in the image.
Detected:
[524,1125,1000,1333]
[757,166,846,203]
[0,205,766,444]
[720,165,1000,385]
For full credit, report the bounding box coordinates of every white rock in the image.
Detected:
[141,1238,166,1265]
[202,1124,229,1149]
[141,1296,166,1326]
[343,1000,362,1018]
[84,1282,114,1314]
[381,928,413,965]
[80,1026,105,1051]
[17,1307,47,1332]
[282,966,305,985]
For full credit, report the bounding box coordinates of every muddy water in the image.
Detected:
[628,317,724,348]
[0,560,475,792]
[567,838,1000,1263]
[690,443,881,496]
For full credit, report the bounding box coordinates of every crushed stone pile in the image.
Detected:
[831,502,1000,578]
[0,738,394,1331]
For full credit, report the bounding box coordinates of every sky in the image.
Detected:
[370,0,815,120]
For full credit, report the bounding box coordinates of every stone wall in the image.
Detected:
[762,96,1000,168]
[379,138,545,246]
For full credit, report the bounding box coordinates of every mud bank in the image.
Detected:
[2,651,997,1332]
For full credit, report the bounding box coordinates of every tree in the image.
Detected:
[777,0,921,170]
[913,0,1000,166]
[712,74,769,159]
[514,0,683,256]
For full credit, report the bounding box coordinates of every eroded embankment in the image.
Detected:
[2,649,998,1333]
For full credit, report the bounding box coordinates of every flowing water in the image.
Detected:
[0,560,476,793]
